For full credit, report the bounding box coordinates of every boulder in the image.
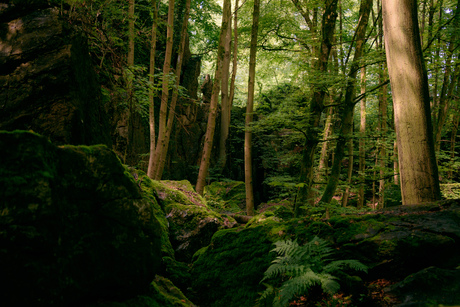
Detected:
[151,180,237,262]
[0,131,162,306]
[0,2,111,146]
[386,266,460,306]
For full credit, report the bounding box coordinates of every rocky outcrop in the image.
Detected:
[0,131,162,306]
[148,179,237,262]
[0,2,111,146]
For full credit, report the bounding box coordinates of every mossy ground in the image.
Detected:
[204,180,246,213]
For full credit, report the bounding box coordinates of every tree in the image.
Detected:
[196,0,232,195]
[150,0,175,179]
[382,0,441,204]
[147,0,158,179]
[152,0,192,179]
[294,0,339,216]
[218,1,233,172]
[244,0,260,216]
[320,0,372,204]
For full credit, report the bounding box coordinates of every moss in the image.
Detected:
[151,179,207,208]
[150,275,194,307]
[162,256,191,291]
[204,181,246,212]
[88,276,194,307]
[190,225,280,307]
[133,170,175,259]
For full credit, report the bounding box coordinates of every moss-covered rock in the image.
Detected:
[386,266,460,306]
[189,226,280,307]
[204,181,246,212]
[166,201,237,262]
[0,131,162,306]
[88,275,196,307]
[152,179,207,208]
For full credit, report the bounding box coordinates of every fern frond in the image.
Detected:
[260,237,368,306]
[275,271,322,307]
[323,259,368,274]
[271,239,300,256]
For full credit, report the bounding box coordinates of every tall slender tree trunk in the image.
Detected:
[229,0,239,110]
[152,0,175,179]
[393,140,399,184]
[378,67,388,209]
[320,0,372,204]
[195,0,231,195]
[358,66,366,209]
[147,0,158,178]
[382,0,441,205]
[449,112,460,179]
[125,0,135,164]
[218,6,233,172]
[342,138,354,207]
[153,0,191,179]
[294,0,338,216]
[244,0,260,216]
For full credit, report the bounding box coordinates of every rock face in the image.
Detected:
[0,2,111,146]
[151,180,237,262]
[0,131,162,306]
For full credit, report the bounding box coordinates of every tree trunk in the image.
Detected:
[147,0,158,179]
[195,0,231,195]
[449,112,460,179]
[320,0,372,204]
[357,66,366,209]
[378,67,388,209]
[342,138,354,207]
[125,0,135,164]
[228,0,239,110]
[153,0,191,179]
[382,0,441,205]
[244,0,260,216]
[153,0,175,179]
[218,6,233,172]
[294,0,338,216]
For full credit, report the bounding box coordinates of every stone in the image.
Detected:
[150,180,237,262]
[0,3,111,146]
[0,131,162,306]
[386,266,460,306]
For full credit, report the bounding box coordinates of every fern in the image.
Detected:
[259,237,368,307]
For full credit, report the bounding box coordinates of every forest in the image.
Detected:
[1,0,460,306]
[58,0,457,211]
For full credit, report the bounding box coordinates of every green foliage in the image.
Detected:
[440,183,460,199]
[259,237,368,307]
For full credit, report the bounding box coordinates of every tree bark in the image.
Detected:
[147,0,158,179]
[125,0,135,164]
[195,0,231,195]
[218,5,233,172]
[153,0,191,179]
[358,66,366,209]
[382,0,441,205]
[378,67,388,209]
[244,0,260,216]
[153,0,175,179]
[228,0,239,110]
